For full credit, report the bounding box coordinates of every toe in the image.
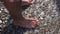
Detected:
[32,21,36,25]
[30,21,37,28]
[27,18,40,26]
[32,19,39,25]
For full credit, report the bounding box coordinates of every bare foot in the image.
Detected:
[14,18,39,28]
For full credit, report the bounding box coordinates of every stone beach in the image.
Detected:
[0,0,60,34]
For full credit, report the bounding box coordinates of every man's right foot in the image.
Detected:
[14,18,39,28]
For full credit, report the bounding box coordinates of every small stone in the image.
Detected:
[40,12,45,17]
[0,29,2,31]
[4,9,9,13]
[0,25,2,27]
[45,0,49,1]
[53,10,56,12]
[46,15,50,19]
[58,29,60,32]
[2,18,5,20]
[35,30,39,32]
[24,31,29,34]
[40,17,44,20]
[36,0,40,2]
[3,22,5,24]
[0,20,2,23]
[0,11,2,13]
[3,25,6,27]
[44,23,47,26]
[55,12,58,16]
[4,20,7,23]
[5,17,9,19]
[48,4,51,8]
[51,15,54,17]
[34,30,39,34]
[1,8,3,10]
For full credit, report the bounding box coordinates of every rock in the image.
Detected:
[0,0,60,34]
[0,11,2,13]
[0,20,2,23]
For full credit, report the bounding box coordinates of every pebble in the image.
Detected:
[51,15,55,17]
[1,8,3,10]
[55,12,58,16]
[40,12,45,17]
[2,18,5,20]
[44,23,47,26]
[4,20,7,23]
[2,22,5,24]
[0,25,2,27]
[45,0,49,1]
[0,0,60,34]
[4,9,9,13]
[34,30,39,32]
[0,20,2,23]
[40,17,44,20]
[0,10,2,13]
[3,25,6,27]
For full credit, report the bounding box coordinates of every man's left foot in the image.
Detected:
[14,18,39,28]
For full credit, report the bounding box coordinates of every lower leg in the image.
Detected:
[3,0,24,20]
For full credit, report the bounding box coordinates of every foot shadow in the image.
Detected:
[56,0,60,16]
[21,5,30,11]
[1,23,34,34]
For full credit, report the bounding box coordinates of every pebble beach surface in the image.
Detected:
[0,0,60,34]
